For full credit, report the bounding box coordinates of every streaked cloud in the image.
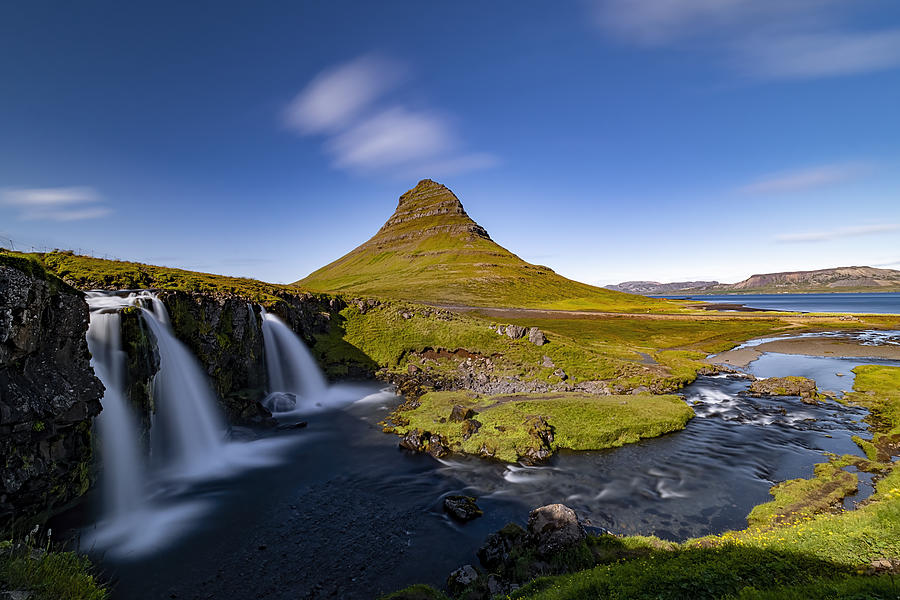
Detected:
[284,55,403,134]
[590,1,900,80]
[285,55,497,176]
[776,224,900,243]
[740,163,868,194]
[329,107,455,170]
[1,186,112,221]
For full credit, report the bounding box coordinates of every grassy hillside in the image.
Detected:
[1,249,305,305]
[298,179,674,312]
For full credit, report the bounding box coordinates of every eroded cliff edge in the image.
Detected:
[0,255,103,529]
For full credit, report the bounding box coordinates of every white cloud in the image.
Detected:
[776,224,900,243]
[285,55,496,177]
[1,186,112,221]
[739,29,900,79]
[590,0,900,80]
[740,163,868,194]
[329,107,455,170]
[284,55,402,134]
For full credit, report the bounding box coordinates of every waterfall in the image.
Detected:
[141,307,227,476]
[260,308,328,414]
[85,294,145,519]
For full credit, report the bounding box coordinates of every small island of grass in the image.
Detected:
[386,391,695,463]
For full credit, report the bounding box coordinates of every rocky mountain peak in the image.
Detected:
[375,179,490,241]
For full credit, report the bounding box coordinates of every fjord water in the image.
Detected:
[672,292,900,313]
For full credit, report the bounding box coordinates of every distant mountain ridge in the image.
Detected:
[297,179,668,311]
[608,266,900,295]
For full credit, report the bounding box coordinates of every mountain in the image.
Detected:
[607,281,719,295]
[297,179,667,311]
[608,266,900,296]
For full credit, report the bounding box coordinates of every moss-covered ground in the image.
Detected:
[0,539,106,600]
[391,390,694,462]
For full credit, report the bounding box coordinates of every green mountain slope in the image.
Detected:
[297,179,669,311]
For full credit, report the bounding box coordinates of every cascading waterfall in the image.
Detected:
[82,291,298,558]
[84,293,146,519]
[140,306,227,476]
[260,308,328,414]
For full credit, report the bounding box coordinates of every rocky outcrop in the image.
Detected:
[749,376,818,402]
[441,504,596,599]
[154,290,350,425]
[0,255,103,530]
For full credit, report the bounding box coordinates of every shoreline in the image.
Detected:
[710,335,900,368]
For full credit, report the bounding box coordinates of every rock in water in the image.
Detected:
[749,376,818,402]
[527,504,586,558]
[0,255,104,528]
[443,495,484,522]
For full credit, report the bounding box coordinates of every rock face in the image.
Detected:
[153,290,349,425]
[0,255,103,529]
[749,376,818,401]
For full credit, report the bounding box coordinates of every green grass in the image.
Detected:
[5,249,306,305]
[746,462,859,528]
[391,390,694,462]
[0,540,107,600]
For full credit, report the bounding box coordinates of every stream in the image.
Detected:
[54,303,900,599]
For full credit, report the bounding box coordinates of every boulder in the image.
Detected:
[443,495,483,522]
[477,523,526,569]
[552,368,568,381]
[541,355,555,368]
[528,327,547,346]
[460,418,482,440]
[449,404,475,423]
[506,325,526,339]
[446,565,479,596]
[527,504,586,558]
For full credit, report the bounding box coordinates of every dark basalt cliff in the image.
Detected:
[0,256,103,530]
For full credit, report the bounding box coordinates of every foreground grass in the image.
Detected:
[0,541,106,600]
[391,390,694,462]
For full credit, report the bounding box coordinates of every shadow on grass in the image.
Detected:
[381,535,900,600]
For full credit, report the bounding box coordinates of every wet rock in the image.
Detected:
[446,565,479,596]
[506,325,526,339]
[749,376,818,400]
[398,428,427,452]
[527,504,586,558]
[407,363,420,374]
[449,404,475,422]
[0,256,104,528]
[528,327,547,346]
[460,418,482,440]
[477,523,527,569]
[486,575,506,597]
[443,495,483,522]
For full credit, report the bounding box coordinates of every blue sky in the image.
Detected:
[2,1,900,285]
